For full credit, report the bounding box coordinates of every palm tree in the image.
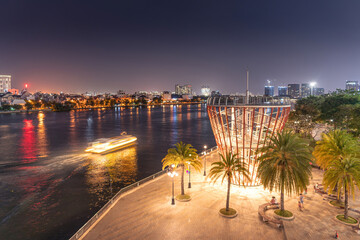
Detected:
[313,130,358,169]
[323,157,360,219]
[162,142,201,197]
[257,131,313,212]
[313,130,359,201]
[208,152,250,214]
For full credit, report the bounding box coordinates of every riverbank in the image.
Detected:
[0,102,204,114]
[0,109,52,114]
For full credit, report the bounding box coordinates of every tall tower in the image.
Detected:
[0,75,11,93]
[207,95,291,185]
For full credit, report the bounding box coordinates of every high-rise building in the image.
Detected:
[287,84,300,98]
[175,84,192,95]
[346,81,359,91]
[264,86,274,96]
[201,86,211,96]
[0,75,11,93]
[314,88,325,96]
[211,90,221,97]
[301,83,311,98]
[207,95,291,185]
[278,86,288,96]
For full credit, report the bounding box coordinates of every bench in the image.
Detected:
[258,203,283,228]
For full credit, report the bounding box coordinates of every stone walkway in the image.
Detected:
[81,151,359,240]
[281,169,360,239]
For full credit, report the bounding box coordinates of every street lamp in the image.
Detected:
[187,161,191,188]
[310,82,317,96]
[168,164,178,205]
[203,145,207,176]
[187,154,192,188]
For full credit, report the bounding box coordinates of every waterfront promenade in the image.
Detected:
[80,151,359,240]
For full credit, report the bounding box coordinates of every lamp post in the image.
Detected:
[203,145,207,176]
[187,161,191,188]
[188,154,191,188]
[168,164,178,205]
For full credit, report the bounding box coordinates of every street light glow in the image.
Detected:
[310,82,317,87]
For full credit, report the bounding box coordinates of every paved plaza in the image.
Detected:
[81,151,360,240]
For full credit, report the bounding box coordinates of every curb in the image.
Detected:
[219,209,238,218]
[334,215,359,227]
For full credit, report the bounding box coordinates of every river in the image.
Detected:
[0,104,215,240]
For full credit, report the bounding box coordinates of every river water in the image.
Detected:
[0,104,215,240]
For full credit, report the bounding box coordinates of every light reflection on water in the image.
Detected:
[85,146,138,207]
[0,105,215,240]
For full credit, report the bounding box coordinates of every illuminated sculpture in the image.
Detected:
[207,95,291,185]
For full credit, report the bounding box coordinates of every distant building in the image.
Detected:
[175,84,192,95]
[314,88,325,96]
[346,80,359,91]
[264,86,274,97]
[287,84,300,98]
[278,86,288,96]
[201,86,211,96]
[117,90,126,97]
[301,83,311,98]
[8,89,19,95]
[211,90,221,97]
[0,75,11,93]
[162,91,171,101]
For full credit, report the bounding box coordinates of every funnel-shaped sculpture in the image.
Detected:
[207,96,291,186]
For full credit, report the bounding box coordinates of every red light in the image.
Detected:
[25,84,28,88]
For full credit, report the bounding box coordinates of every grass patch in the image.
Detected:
[274,210,293,218]
[220,208,237,216]
[336,215,358,224]
[330,200,345,208]
[176,194,191,200]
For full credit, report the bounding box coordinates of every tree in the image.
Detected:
[162,142,201,198]
[25,101,33,110]
[257,131,313,213]
[323,157,360,219]
[33,101,42,109]
[208,152,250,214]
[12,104,23,110]
[313,130,358,169]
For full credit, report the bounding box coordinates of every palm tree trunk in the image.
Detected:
[280,185,285,211]
[226,175,231,211]
[344,186,349,219]
[181,165,185,195]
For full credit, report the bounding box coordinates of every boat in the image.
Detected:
[85,132,137,154]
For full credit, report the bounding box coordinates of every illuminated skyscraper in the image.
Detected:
[278,86,288,96]
[207,95,291,185]
[301,83,311,98]
[175,84,192,95]
[264,86,274,96]
[314,88,324,96]
[0,75,11,93]
[287,84,300,98]
[201,86,211,96]
[346,80,359,91]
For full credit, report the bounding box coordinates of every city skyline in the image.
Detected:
[1,1,360,94]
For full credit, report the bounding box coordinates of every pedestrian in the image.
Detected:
[298,201,302,211]
[270,196,278,205]
[299,193,304,209]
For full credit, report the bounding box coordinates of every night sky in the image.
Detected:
[1,0,360,94]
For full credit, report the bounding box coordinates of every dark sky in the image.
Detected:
[1,0,360,94]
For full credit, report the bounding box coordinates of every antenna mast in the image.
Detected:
[246,70,249,104]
